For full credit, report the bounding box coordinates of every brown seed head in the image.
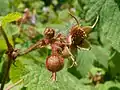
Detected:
[70,25,87,45]
[44,28,55,39]
[46,54,64,72]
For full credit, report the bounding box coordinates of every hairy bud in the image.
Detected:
[44,28,55,39]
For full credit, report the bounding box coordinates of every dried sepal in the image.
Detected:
[82,15,99,34]
[77,39,91,51]
[62,46,77,68]
[67,13,99,68]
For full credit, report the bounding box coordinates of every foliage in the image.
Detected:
[1,12,21,28]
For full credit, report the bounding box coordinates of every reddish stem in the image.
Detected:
[0,25,14,90]
[52,72,56,81]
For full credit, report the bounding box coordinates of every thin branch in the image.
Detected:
[0,24,14,90]
[6,79,23,90]
[68,12,79,26]
[20,40,45,55]
[0,57,12,90]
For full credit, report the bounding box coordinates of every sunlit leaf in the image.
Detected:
[10,60,29,83]
[91,45,110,69]
[0,36,14,50]
[75,50,96,77]
[1,12,21,28]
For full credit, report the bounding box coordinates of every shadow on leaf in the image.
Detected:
[109,86,120,90]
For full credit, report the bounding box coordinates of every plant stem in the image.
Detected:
[6,79,23,90]
[52,72,56,81]
[0,25,13,50]
[20,40,45,55]
[0,58,12,90]
[0,25,14,90]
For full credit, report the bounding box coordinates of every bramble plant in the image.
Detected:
[0,0,120,90]
[0,10,97,89]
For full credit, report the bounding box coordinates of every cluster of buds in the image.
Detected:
[23,13,98,81]
[23,27,76,81]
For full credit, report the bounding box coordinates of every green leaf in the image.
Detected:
[10,61,90,90]
[10,54,90,90]
[0,36,14,50]
[85,0,106,21]
[91,45,110,69]
[68,44,110,77]
[22,66,89,90]
[95,81,120,90]
[4,80,23,90]
[0,0,9,15]
[109,51,120,79]
[76,50,96,77]
[5,24,19,36]
[90,67,105,76]
[82,0,120,52]
[1,12,21,28]
[10,60,29,83]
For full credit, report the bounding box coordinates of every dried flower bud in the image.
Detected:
[44,28,55,39]
[70,25,87,45]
